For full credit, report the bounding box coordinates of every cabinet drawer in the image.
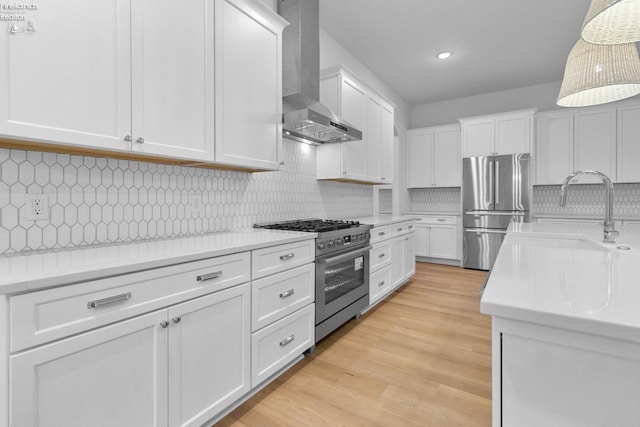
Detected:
[391,221,415,236]
[10,252,250,352]
[252,240,315,279]
[252,263,315,332]
[370,241,392,272]
[416,216,457,225]
[251,303,314,387]
[370,225,392,243]
[369,265,391,306]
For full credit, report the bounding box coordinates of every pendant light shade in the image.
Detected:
[557,39,640,107]
[581,0,640,44]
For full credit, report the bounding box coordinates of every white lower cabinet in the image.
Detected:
[367,220,415,307]
[10,283,251,427]
[414,216,459,261]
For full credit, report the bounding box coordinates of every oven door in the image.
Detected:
[315,245,370,323]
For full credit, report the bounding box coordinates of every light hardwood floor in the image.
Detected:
[217,262,491,427]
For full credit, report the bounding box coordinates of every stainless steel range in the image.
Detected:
[255,219,372,342]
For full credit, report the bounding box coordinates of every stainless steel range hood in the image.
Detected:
[278,0,362,145]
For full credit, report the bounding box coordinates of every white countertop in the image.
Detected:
[403,211,461,216]
[0,229,315,295]
[481,222,640,343]
[349,214,419,226]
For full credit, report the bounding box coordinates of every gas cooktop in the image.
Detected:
[254,219,362,233]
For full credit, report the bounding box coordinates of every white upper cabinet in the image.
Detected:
[0,0,132,152]
[535,111,574,185]
[0,0,286,170]
[131,0,215,160]
[317,66,395,184]
[616,104,640,183]
[407,124,460,188]
[460,109,535,157]
[533,102,640,185]
[213,0,286,170]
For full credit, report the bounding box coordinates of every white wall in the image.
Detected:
[411,81,563,129]
[320,29,411,214]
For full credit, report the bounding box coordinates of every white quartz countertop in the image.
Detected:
[349,214,419,226]
[0,229,315,295]
[403,211,461,216]
[481,222,640,343]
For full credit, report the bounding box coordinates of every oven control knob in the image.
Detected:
[317,241,326,250]
[336,237,343,246]
[327,239,335,249]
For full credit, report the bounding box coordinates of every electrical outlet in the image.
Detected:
[189,193,203,215]
[25,194,49,221]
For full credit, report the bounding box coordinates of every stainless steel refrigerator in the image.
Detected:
[462,153,530,270]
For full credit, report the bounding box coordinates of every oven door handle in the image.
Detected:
[317,246,372,265]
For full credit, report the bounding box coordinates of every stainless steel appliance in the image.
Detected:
[278,0,363,145]
[255,219,371,342]
[462,153,530,270]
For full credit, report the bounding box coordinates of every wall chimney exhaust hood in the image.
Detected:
[278,0,363,145]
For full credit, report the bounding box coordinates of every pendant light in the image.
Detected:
[581,0,640,44]
[557,38,640,107]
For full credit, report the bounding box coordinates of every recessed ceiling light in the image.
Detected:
[437,52,452,60]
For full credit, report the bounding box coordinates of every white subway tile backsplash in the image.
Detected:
[0,140,373,254]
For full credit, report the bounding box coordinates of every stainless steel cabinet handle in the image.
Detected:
[196,271,222,282]
[87,292,132,309]
[136,137,144,144]
[279,289,295,298]
[160,321,169,328]
[379,231,386,236]
[397,227,403,232]
[279,335,295,347]
[279,253,295,261]
[172,316,181,324]
[124,135,132,142]
[437,218,446,222]
[378,253,385,258]
[378,281,385,287]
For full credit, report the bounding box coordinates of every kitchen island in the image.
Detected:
[481,222,640,427]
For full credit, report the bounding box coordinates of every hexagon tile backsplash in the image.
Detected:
[533,184,640,219]
[0,141,373,255]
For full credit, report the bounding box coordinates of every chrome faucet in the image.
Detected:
[559,170,618,243]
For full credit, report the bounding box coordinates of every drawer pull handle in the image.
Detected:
[280,253,295,261]
[378,253,385,258]
[397,228,403,232]
[279,335,295,347]
[172,316,181,324]
[160,321,169,328]
[87,293,132,309]
[378,281,385,287]
[437,218,446,222]
[279,289,295,298]
[196,271,222,282]
[409,225,413,229]
[378,231,386,236]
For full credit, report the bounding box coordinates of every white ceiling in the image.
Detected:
[319,0,592,106]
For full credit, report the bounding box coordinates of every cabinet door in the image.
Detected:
[10,310,168,427]
[366,95,383,182]
[168,283,250,427]
[402,233,416,280]
[495,114,530,155]
[0,0,131,151]
[380,104,395,183]
[389,237,405,288]
[429,225,458,260]
[573,108,616,184]
[340,78,368,180]
[462,120,494,157]
[407,129,434,188]
[213,0,284,170]
[131,0,214,161]
[414,224,430,257]
[535,113,574,185]
[433,125,461,187]
[617,104,640,183]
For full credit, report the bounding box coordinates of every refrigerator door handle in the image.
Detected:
[465,211,525,216]
[489,160,494,206]
[495,160,500,206]
[465,228,508,234]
